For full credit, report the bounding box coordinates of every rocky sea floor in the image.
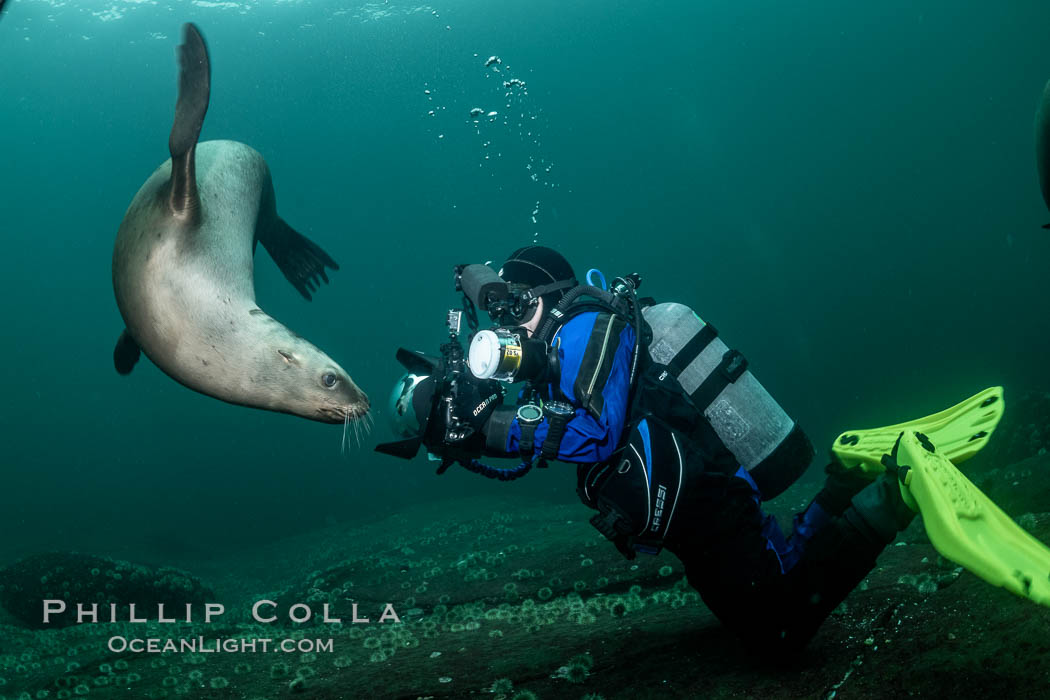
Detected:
[4,397,1050,699]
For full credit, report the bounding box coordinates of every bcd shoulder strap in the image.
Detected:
[573,312,628,421]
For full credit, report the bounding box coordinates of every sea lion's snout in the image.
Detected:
[342,381,371,418]
[314,367,369,424]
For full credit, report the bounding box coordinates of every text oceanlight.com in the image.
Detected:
[107,636,335,654]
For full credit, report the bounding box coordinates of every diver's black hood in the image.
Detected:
[499,246,577,309]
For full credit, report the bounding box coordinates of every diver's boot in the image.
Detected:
[842,435,918,547]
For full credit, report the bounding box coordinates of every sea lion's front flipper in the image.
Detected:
[114,330,141,375]
[168,23,211,223]
[259,218,340,301]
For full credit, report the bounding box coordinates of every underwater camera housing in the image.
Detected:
[374,308,492,464]
[375,262,563,465]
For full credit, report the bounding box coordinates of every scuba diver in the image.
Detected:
[376,245,1047,654]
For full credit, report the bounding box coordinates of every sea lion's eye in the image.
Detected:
[322,372,338,388]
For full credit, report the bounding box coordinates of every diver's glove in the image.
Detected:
[451,373,504,434]
[419,407,485,465]
[419,374,503,461]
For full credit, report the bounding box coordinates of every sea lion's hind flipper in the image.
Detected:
[260,218,340,301]
[168,23,211,221]
[114,330,141,375]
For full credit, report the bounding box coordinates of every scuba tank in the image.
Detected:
[642,302,812,499]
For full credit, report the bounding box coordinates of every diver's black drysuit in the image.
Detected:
[477,306,910,655]
[658,463,892,654]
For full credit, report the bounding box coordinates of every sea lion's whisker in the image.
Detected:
[336,405,372,454]
[341,408,350,455]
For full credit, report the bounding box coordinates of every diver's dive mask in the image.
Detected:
[454,263,573,327]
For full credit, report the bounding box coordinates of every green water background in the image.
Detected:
[1,0,1049,564]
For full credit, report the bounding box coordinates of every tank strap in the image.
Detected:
[688,349,749,412]
[666,322,718,376]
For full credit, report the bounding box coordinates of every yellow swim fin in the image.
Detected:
[892,430,1050,608]
[832,386,1004,475]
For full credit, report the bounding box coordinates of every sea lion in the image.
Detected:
[1035,78,1050,229]
[112,23,368,425]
